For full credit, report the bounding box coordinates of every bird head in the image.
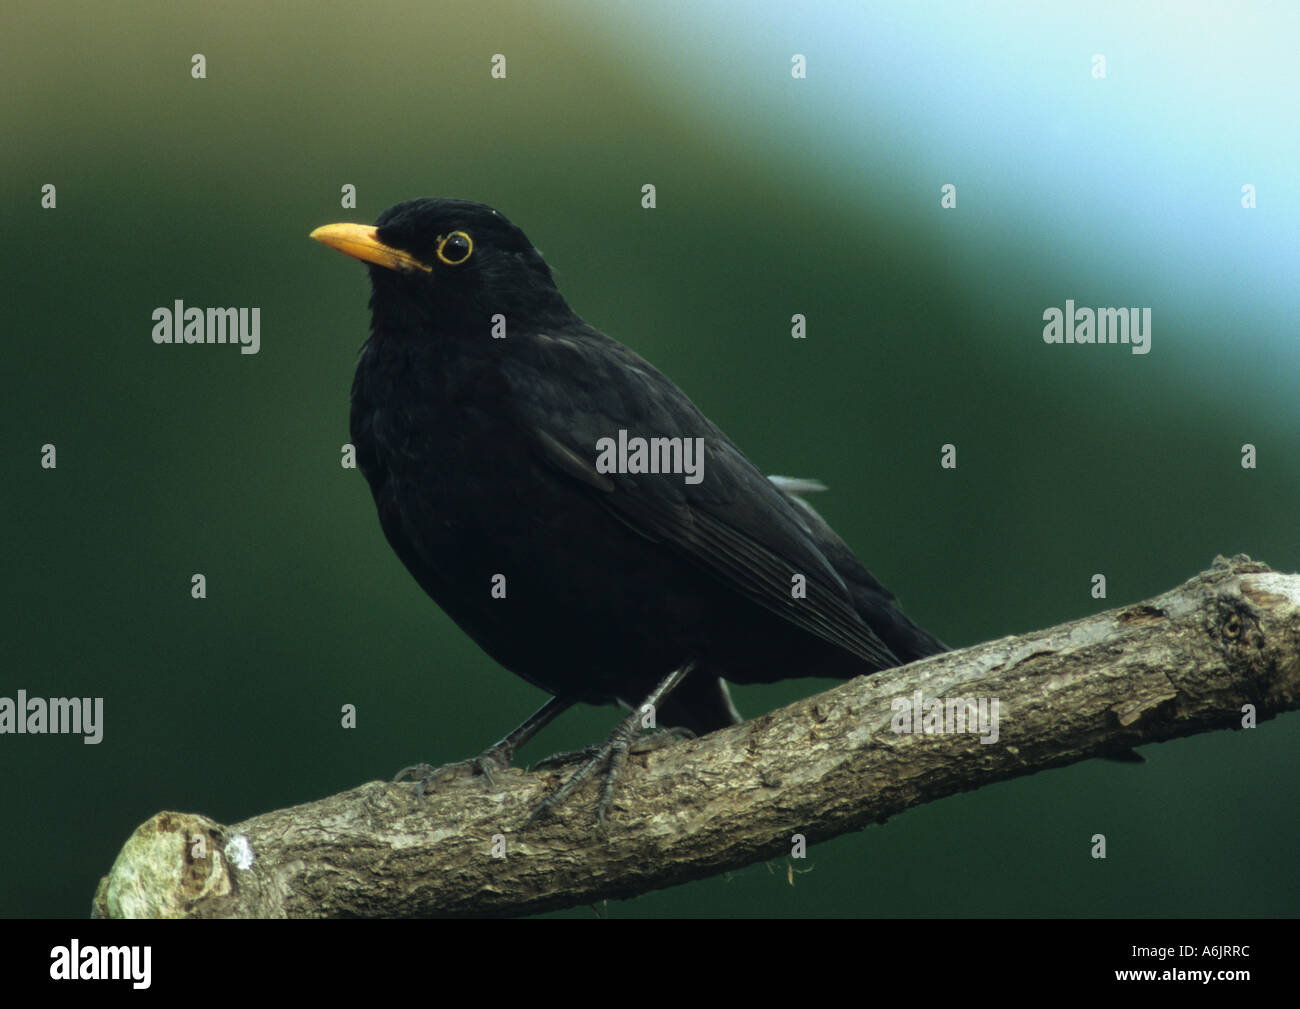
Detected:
[311,198,573,336]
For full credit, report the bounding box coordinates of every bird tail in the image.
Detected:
[768,474,948,667]
[660,478,946,737]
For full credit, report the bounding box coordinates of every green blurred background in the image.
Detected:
[3,0,1296,917]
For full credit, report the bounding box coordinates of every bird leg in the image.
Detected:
[394,694,572,802]
[527,661,696,827]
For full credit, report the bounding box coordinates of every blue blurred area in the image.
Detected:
[589,0,1298,361]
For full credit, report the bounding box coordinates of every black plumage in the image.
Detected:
[312,198,945,793]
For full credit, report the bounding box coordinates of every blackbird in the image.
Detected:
[311,198,946,820]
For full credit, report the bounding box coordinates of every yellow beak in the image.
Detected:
[309,223,432,273]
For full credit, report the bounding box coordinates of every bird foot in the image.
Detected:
[530,745,601,771]
[526,725,694,826]
[532,726,696,771]
[526,664,698,827]
[525,726,632,829]
[393,744,514,804]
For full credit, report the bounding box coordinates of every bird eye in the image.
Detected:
[436,231,473,266]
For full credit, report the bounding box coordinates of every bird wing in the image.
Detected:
[502,330,899,669]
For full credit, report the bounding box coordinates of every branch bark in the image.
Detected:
[93,555,1300,918]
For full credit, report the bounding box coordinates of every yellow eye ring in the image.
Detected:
[436,231,473,266]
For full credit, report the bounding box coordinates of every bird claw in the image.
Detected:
[393,746,514,804]
[526,747,616,827]
[531,725,693,772]
[526,726,694,827]
[530,745,602,771]
[393,763,437,783]
[526,666,701,827]
[392,762,441,805]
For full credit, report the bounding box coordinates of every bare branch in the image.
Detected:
[93,555,1300,918]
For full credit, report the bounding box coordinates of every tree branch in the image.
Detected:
[93,555,1300,918]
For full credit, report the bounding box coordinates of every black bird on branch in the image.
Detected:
[311,198,946,821]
